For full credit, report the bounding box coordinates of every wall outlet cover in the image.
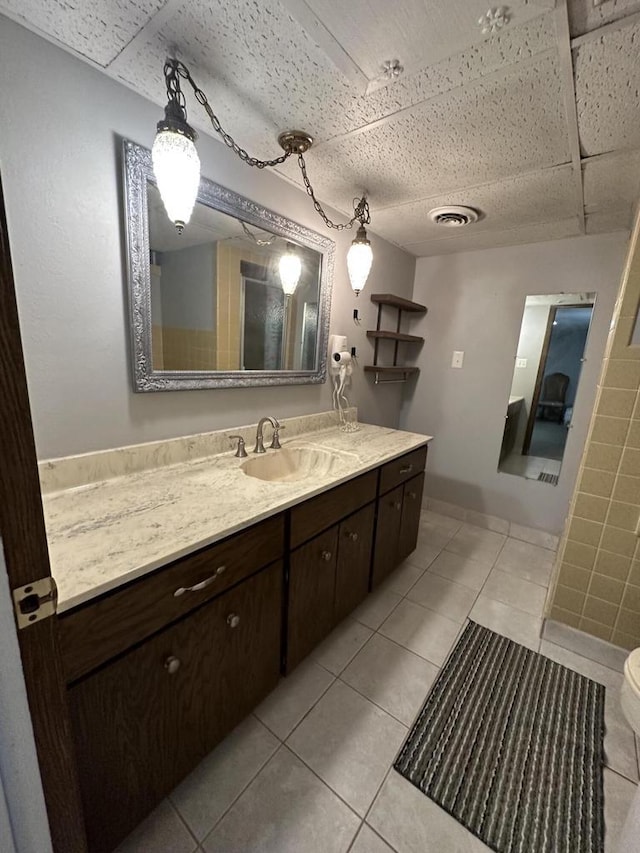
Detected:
[452,351,464,368]
[516,357,527,368]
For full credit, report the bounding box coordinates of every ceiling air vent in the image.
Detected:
[428,206,480,227]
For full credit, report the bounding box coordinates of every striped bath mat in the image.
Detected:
[394,621,605,853]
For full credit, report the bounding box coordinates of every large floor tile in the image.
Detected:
[482,568,548,617]
[420,509,463,535]
[202,746,359,853]
[465,510,510,535]
[542,619,627,672]
[416,523,452,552]
[445,524,506,565]
[341,633,439,726]
[116,800,197,853]
[379,599,461,666]
[287,681,407,817]
[428,550,493,592]
[312,619,373,676]
[350,823,395,853]
[171,717,279,841]
[255,660,334,740]
[379,559,426,596]
[495,537,555,587]
[407,572,477,623]
[407,541,441,570]
[368,771,489,853]
[604,690,640,783]
[604,768,638,853]
[539,641,624,691]
[470,596,542,652]
[351,586,403,631]
[509,522,559,552]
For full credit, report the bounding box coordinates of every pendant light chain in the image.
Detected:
[171,60,292,169]
[297,153,370,231]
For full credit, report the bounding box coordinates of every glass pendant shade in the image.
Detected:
[279,245,302,296]
[152,129,201,234]
[347,225,373,295]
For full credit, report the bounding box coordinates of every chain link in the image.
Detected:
[164,59,370,228]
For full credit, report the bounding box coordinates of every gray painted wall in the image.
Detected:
[401,232,628,534]
[159,243,216,331]
[0,17,416,460]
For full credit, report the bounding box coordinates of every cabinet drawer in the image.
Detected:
[290,470,377,549]
[59,513,284,682]
[379,445,428,495]
[70,561,282,853]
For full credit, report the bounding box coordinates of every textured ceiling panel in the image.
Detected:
[0,0,165,66]
[369,166,576,245]
[404,218,582,256]
[585,208,634,233]
[111,1,556,145]
[582,150,640,213]
[301,0,551,81]
[567,0,640,37]
[574,20,640,156]
[278,53,570,211]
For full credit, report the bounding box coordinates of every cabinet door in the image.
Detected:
[287,526,338,672]
[398,472,425,564]
[371,484,404,589]
[334,503,375,624]
[69,563,282,853]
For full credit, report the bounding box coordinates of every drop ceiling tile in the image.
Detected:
[279,52,571,211]
[574,20,640,156]
[403,218,582,257]
[0,0,166,66]
[299,0,552,82]
[585,208,634,234]
[567,0,640,38]
[370,166,576,245]
[582,150,640,213]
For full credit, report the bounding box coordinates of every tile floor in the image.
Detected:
[500,451,562,481]
[116,511,639,853]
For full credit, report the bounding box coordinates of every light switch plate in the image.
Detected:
[516,357,527,368]
[451,351,464,368]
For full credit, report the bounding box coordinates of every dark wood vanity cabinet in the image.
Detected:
[69,561,282,853]
[334,502,376,623]
[398,472,426,563]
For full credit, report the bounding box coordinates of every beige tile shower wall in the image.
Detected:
[550,209,640,650]
[216,244,267,370]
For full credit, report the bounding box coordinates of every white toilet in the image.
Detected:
[621,647,640,736]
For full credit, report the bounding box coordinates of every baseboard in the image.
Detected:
[425,497,560,552]
[542,619,629,673]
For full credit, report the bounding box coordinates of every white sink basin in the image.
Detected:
[241,447,349,483]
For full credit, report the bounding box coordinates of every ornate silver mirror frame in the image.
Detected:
[122,138,335,391]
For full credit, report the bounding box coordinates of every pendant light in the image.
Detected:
[347,223,373,296]
[152,59,374,290]
[279,243,302,296]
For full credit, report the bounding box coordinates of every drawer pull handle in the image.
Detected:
[164,655,181,675]
[408,491,417,500]
[400,464,413,474]
[173,565,227,597]
[346,531,359,542]
[321,550,333,562]
[227,613,240,629]
[392,501,402,511]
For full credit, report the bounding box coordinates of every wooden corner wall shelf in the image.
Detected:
[366,293,426,383]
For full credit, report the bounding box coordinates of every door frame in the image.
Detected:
[522,302,593,456]
[0,174,87,851]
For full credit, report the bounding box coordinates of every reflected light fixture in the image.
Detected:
[279,243,302,297]
[152,59,373,294]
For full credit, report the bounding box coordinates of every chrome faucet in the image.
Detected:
[253,416,283,453]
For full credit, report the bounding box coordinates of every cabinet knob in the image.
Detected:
[346,531,359,542]
[227,613,241,629]
[392,501,402,511]
[164,655,181,675]
[408,491,417,500]
[399,463,413,474]
[321,550,333,562]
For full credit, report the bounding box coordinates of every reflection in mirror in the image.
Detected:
[123,139,335,391]
[148,183,321,373]
[498,293,596,485]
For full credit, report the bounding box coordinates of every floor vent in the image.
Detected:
[538,472,559,486]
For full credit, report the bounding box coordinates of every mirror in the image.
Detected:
[498,292,596,484]
[123,139,335,391]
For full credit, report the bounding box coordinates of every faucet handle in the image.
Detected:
[229,435,248,458]
[270,424,285,450]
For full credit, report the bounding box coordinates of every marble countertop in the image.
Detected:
[44,422,431,613]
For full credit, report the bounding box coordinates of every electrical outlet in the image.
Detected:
[451,351,464,369]
[516,357,527,368]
